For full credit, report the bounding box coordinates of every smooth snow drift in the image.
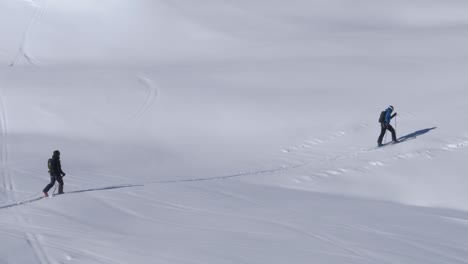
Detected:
[1,0,468,263]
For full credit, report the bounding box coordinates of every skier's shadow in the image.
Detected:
[398,127,437,142]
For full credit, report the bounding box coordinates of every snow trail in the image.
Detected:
[9,0,46,67]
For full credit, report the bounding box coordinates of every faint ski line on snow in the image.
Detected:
[0,92,51,264]
[309,138,467,179]
[0,228,27,240]
[150,166,301,184]
[0,94,8,191]
[112,75,159,137]
[0,94,15,199]
[0,196,45,209]
[146,129,441,184]
[5,135,460,211]
[9,0,46,67]
[42,240,125,264]
[264,220,363,258]
[4,132,465,209]
[281,123,368,154]
[119,75,159,129]
[133,75,159,122]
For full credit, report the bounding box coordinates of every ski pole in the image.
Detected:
[395,115,397,131]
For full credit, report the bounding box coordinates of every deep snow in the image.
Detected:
[1,0,468,263]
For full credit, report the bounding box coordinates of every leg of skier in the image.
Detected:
[43,176,56,197]
[56,175,64,194]
[377,124,387,146]
[387,124,397,142]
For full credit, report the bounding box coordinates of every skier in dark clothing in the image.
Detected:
[377,105,398,147]
[43,150,66,197]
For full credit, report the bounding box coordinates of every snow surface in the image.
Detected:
[1,0,468,263]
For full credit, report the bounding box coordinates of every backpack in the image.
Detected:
[48,158,53,172]
[378,111,386,123]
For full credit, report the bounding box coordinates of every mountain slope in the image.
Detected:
[1,0,468,263]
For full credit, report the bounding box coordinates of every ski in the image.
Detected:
[378,136,416,148]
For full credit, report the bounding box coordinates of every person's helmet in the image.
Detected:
[388,105,394,111]
[53,150,60,156]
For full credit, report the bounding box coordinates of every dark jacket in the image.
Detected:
[49,154,65,176]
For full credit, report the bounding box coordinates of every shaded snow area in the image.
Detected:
[2,0,468,263]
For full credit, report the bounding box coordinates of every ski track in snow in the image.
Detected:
[21,0,40,7]
[2,125,467,211]
[0,116,468,218]
[112,74,159,137]
[119,74,159,128]
[133,75,159,123]
[0,93,13,197]
[45,244,121,264]
[0,91,51,264]
[9,0,46,67]
[293,135,468,182]
[0,184,142,210]
[0,95,10,192]
[147,126,464,184]
[281,122,369,153]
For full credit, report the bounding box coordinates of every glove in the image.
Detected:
[62,173,66,177]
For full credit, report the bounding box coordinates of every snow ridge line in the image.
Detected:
[9,0,46,67]
[150,166,301,184]
[0,184,142,209]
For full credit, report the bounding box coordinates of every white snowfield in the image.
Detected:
[1,0,468,263]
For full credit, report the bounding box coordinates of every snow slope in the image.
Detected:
[1,0,468,263]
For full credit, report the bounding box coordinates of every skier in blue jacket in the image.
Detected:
[377,105,398,147]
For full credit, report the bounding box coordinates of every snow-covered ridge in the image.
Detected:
[1,1,468,263]
[3,0,468,66]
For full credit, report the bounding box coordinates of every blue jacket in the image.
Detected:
[384,107,394,125]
